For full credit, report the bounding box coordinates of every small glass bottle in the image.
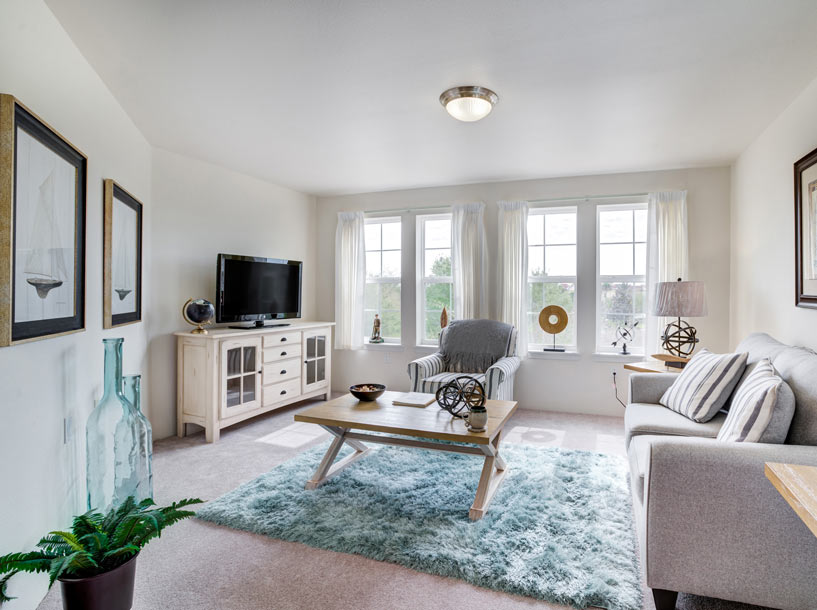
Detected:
[123,374,153,502]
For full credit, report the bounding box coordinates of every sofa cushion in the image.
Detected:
[718,359,785,442]
[418,372,486,396]
[772,346,817,445]
[728,361,796,443]
[733,333,817,446]
[625,402,726,449]
[628,435,656,504]
[659,349,748,422]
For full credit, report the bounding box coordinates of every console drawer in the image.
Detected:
[263,357,301,384]
[263,332,301,348]
[263,378,301,407]
[264,343,301,363]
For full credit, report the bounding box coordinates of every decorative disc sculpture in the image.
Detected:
[538,305,568,352]
[436,376,486,419]
[661,319,699,357]
[182,298,215,334]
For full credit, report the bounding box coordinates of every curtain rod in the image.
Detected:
[362,192,650,215]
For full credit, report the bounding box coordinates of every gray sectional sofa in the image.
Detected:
[626,333,817,610]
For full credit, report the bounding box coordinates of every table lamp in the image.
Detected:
[652,278,707,366]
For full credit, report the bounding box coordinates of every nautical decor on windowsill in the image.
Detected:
[440,306,449,329]
[370,313,384,343]
[612,320,638,355]
[182,298,215,334]
[539,304,568,352]
[86,338,152,512]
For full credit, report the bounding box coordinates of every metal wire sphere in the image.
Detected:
[661,319,699,357]
[436,376,486,418]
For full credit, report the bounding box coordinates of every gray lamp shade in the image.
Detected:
[652,280,707,317]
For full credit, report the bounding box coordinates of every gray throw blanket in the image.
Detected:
[439,319,513,373]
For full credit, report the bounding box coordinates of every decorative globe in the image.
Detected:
[182,298,215,334]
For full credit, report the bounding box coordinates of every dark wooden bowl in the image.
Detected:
[349,383,386,401]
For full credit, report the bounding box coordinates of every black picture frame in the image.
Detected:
[103,179,143,328]
[0,95,87,345]
[795,145,817,308]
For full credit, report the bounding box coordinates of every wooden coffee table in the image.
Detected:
[294,391,518,520]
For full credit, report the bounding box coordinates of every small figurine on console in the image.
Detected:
[370,313,384,343]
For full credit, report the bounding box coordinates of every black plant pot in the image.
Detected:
[59,553,137,610]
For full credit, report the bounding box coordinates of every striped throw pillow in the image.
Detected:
[717,359,782,442]
[660,349,748,422]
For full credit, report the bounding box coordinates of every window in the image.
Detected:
[527,207,577,349]
[596,203,648,353]
[364,217,401,343]
[417,213,453,345]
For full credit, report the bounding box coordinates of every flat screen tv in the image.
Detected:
[216,254,302,328]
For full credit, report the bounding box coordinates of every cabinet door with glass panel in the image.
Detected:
[220,337,262,419]
[302,328,329,393]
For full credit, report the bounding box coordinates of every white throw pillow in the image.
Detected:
[717,358,782,442]
[660,349,748,422]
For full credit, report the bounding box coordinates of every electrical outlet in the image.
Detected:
[63,416,73,444]
[383,351,392,364]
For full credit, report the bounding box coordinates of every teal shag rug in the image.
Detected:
[197,442,641,610]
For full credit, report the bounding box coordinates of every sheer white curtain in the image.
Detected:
[646,191,689,354]
[497,201,529,357]
[334,211,366,349]
[452,202,487,319]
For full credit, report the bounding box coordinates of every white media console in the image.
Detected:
[175,321,334,443]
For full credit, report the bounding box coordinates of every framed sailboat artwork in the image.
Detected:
[0,94,87,346]
[103,179,142,327]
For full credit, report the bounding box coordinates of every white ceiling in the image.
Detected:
[46,0,817,196]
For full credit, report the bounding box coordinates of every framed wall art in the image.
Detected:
[795,145,817,308]
[0,94,87,346]
[103,179,142,328]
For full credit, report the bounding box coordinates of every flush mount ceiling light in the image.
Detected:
[439,86,498,122]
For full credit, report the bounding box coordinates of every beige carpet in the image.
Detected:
[37,397,768,610]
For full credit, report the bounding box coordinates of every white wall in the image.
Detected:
[731,73,817,349]
[316,167,731,417]
[148,148,317,439]
[0,1,152,608]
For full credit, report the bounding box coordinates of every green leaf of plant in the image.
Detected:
[48,531,83,553]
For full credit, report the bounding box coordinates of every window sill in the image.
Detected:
[413,345,439,354]
[363,342,404,352]
[527,350,581,361]
[591,352,645,362]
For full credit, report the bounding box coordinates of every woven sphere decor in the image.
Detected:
[436,376,487,419]
[661,318,699,357]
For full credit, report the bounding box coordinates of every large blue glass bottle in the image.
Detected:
[86,338,143,511]
[123,374,153,502]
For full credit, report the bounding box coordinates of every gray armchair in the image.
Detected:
[407,319,520,401]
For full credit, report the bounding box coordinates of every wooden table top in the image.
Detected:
[294,391,518,446]
[623,360,682,374]
[765,462,817,537]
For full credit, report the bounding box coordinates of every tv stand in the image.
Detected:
[175,322,335,443]
[228,321,292,329]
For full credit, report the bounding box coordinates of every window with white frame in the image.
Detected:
[364,217,401,343]
[596,203,648,353]
[527,206,577,349]
[417,213,453,345]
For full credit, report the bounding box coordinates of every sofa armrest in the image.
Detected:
[628,372,675,404]
[485,356,521,398]
[407,352,446,392]
[642,437,817,608]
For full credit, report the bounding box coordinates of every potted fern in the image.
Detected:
[0,496,202,610]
